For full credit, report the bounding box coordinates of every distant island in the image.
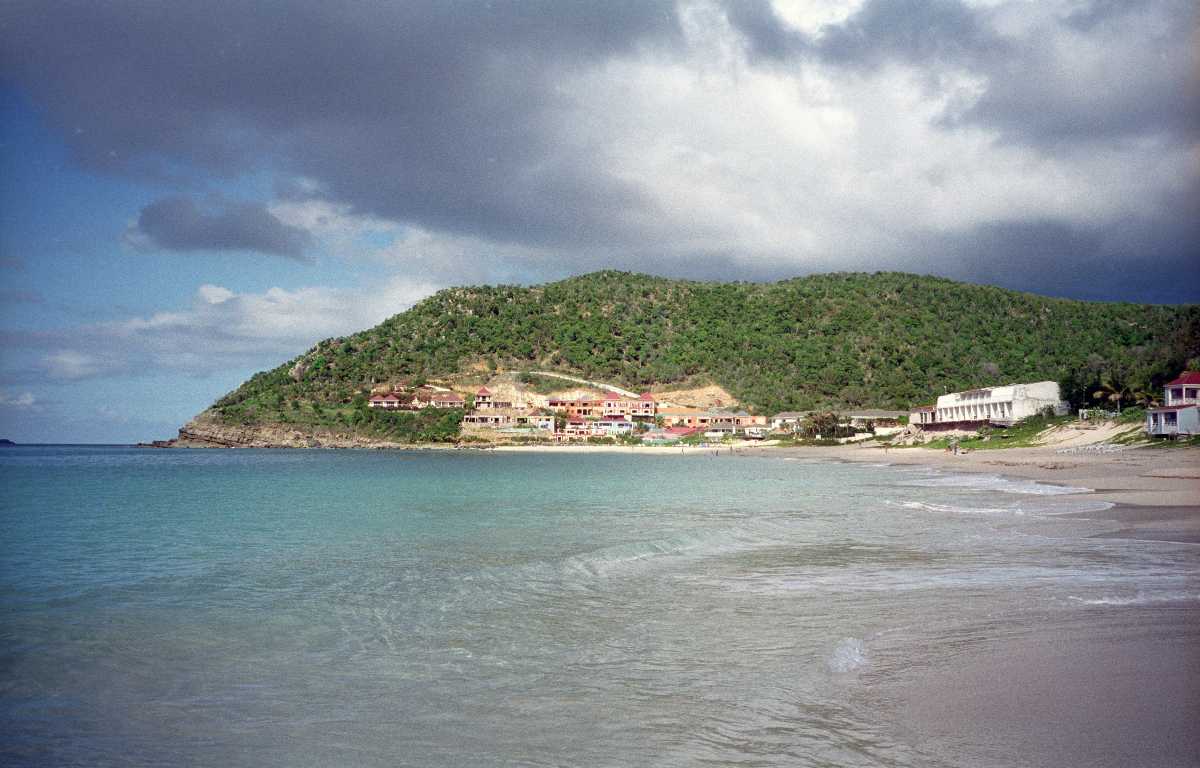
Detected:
[0,439,16,446]
[162,271,1199,448]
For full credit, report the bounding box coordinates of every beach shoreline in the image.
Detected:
[760,442,1200,544]
[490,440,1200,543]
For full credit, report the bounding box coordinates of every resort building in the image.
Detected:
[926,381,1067,427]
[601,392,656,419]
[1146,372,1200,438]
[547,395,602,418]
[549,392,656,420]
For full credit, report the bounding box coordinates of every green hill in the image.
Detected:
[204,271,1199,439]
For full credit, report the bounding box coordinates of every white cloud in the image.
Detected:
[42,351,104,380]
[0,390,36,408]
[530,2,1196,272]
[105,277,437,377]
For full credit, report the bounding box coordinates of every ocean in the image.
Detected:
[1,446,1197,767]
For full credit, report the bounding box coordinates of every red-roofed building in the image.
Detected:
[1147,371,1200,437]
[474,387,494,409]
[548,390,655,419]
[430,392,464,408]
[368,392,405,410]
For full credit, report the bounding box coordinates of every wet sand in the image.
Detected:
[889,605,1200,768]
[759,442,1200,766]
[766,443,1200,544]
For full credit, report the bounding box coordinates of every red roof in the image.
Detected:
[639,392,655,401]
[602,392,624,400]
[476,387,492,395]
[666,426,698,436]
[1166,372,1200,386]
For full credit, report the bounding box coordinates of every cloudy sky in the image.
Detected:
[1,0,1197,442]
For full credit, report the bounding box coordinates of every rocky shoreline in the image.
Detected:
[151,413,449,450]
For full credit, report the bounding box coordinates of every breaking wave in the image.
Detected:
[902,472,1090,496]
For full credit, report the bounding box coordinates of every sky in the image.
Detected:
[0,0,1197,443]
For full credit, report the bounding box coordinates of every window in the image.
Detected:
[1165,412,1177,426]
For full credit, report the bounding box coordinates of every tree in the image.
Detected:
[1092,377,1131,413]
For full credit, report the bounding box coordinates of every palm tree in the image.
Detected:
[1092,378,1132,414]
[1133,389,1160,409]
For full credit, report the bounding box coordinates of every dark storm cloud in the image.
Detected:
[130,196,313,258]
[815,0,1003,67]
[1,0,680,246]
[903,210,1200,305]
[722,0,1001,66]
[722,0,806,61]
[957,0,1199,147]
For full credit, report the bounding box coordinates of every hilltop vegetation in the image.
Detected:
[207,271,1199,437]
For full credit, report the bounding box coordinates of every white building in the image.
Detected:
[930,381,1067,426]
[1146,372,1200,437]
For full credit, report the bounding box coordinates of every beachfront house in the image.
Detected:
[909,405,936,426]
[593,417,636,435]
[918,381,1067,429]
[643,426,698,444]
[462,411,513,427]
[1146,372,1200,438]
[769,412,810,431]
[840,410,906,428]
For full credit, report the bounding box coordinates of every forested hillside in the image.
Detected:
[209,271,1199,430]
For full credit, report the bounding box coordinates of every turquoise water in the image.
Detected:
[1,446,1196,766]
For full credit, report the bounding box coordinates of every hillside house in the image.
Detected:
[368,392,407,410]
[547,395,602,418]
[429,392,464,409]
[601,392,656,419]
[472,387,512,410]
[548,392,655,420]
[1146,372,1200,438]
